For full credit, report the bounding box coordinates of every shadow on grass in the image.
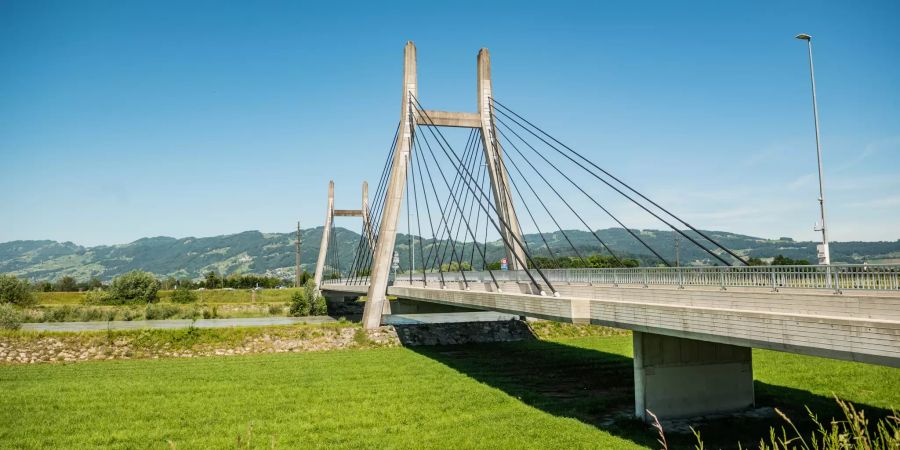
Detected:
[408,336,897,449]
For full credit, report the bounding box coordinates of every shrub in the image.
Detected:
[77,307,105,322]
[0,274,35,307]
[40,306,75,322]
[0,303,24,330]
[305,280,328,316]
[310,293,327,316]
[170,288,198,304]
[122,308,139,321]
[144,304,182,320]
[202,305,219,319]
[268,304,284,315]
[109,271,161,304]
[289,291,310,317]
[82,289,111,305]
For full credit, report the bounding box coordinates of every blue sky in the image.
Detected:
[1,0,898,246]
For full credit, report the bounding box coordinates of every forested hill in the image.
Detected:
[1,228,898,282]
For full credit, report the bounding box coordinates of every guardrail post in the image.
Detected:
[719,267,726,291]
[677,267,684,289]
[642,269,648,288]
[613,269,619,287]
[832,267,842,294]
[770,267,778,292]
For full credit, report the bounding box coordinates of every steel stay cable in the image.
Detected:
[468,139,489,269]
[411,96,551,294]
[413,121,500,290]
[447,138,486,272]
[492,110,674,266]
[419,128,478,274]
[409,132,428,285]
[411,129,446,285]
[356,117,412,283]
[411,127,471,288]
[491,99,747,266]
[429,129,480,275]
[435,130,483,274]
[493,120,633,266]
[457,140,488,270]
[493,130,588,267]
[500,148,565,268]
[347,123,399,284]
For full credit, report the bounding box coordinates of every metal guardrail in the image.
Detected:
[322,264,900,292]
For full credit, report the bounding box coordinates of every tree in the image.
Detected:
[54,276,78,292]
[204,271,221,289]
[0,274,35,306]
[170,287,198,304]
[108,271,161,304]
[747,257,766,266]
[772,255,809,266]
[85,277,103,290]
[440,261,473,272]
[288,290,310,317]
[0,303,24,330]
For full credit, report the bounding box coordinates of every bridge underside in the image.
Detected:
[323,282,899,420]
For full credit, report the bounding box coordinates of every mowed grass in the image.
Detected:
[0,343,637,449]
[32,291,85,305]
[1,335,898,449]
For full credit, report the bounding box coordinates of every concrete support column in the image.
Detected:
[633,331,754,420]
[362,41,417,329]
[313,180,335,290]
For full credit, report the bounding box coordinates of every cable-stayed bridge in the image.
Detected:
[316,42,900,420]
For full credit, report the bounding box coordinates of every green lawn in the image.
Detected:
[1,335,897,449]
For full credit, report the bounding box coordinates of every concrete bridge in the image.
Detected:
[312,41,900,421]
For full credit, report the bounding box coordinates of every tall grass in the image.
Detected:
[652,396,900,449]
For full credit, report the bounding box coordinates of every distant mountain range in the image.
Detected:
[1,228,898,282]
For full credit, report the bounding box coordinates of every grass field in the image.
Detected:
[1,333,897,449]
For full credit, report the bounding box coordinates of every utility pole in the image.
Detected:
[674,234,681,268]
[295,220,302,288]
[795,33,831,265]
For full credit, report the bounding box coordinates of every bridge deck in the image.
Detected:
[323,274,900,367]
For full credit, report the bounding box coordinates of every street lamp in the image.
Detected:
[795,33,831,265]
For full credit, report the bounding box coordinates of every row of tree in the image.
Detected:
[747,255,811,266]
[2,269,320,307]
[28,271,313,293]
[33,276,103,293]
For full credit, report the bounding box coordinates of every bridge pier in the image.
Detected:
[633,331,754,421]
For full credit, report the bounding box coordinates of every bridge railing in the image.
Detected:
[324,265,900,291]
[378,264,899,292]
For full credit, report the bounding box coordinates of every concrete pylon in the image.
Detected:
[477,48,527,270]
[361,181,375,247]
[361,42,529,328]
[362,41,417,329]
[313,180,335,290]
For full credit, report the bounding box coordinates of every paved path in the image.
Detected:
[21,316,337,332]
[21,312,515,332]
